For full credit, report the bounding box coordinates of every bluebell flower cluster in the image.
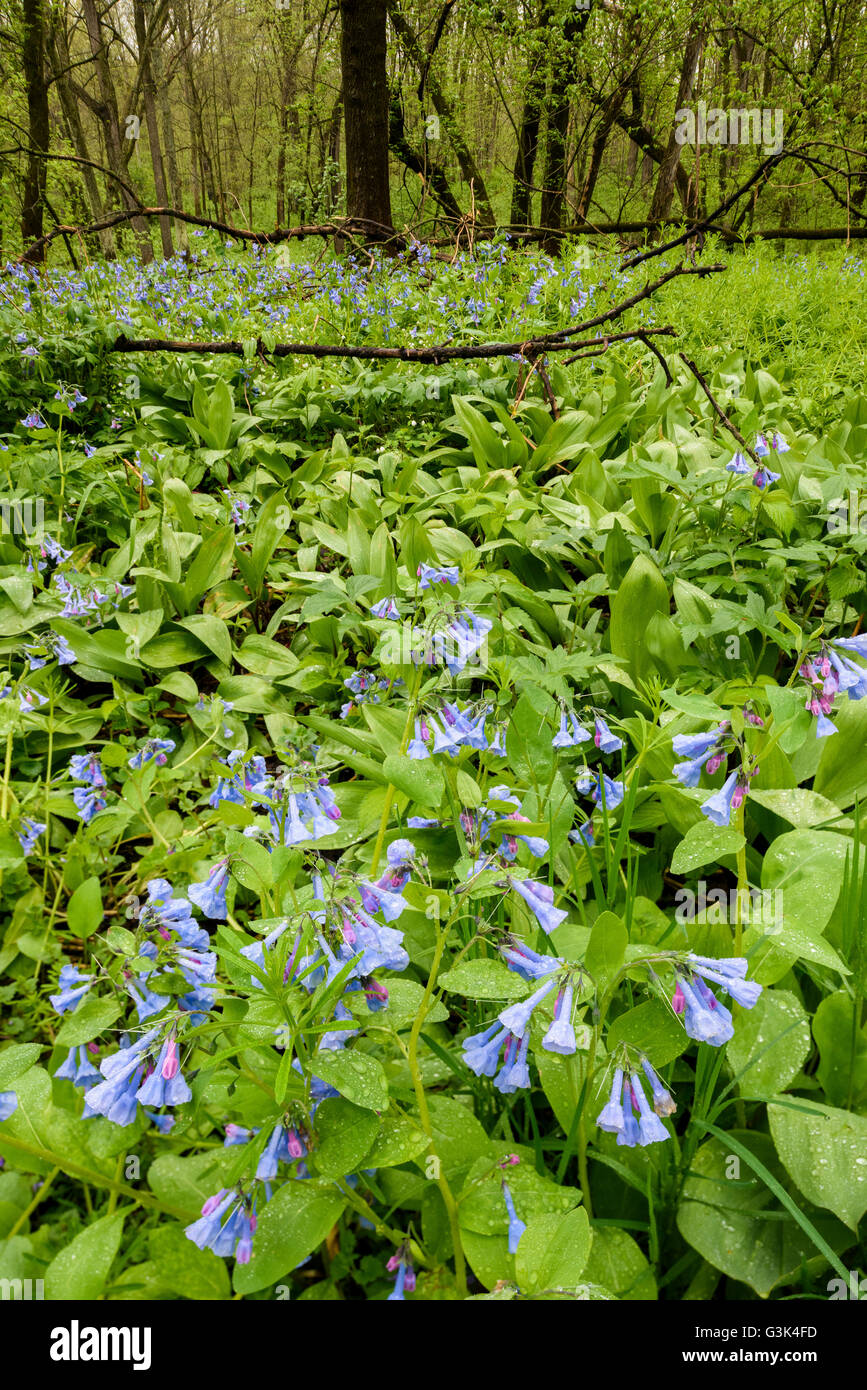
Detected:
[671,721,760,827]
[799,635,867,738]
[725,431,788,488]
[186,1184,260,1264]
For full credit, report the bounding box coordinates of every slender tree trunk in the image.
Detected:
[540,10,589,247]
[20,0,50,263]
[387,0,494,225]
[339,0,393,230]
[510,6,549,228]
[133,0,173,257]
[80,0,153,261]
[49,18,116,255]
[649,25,704,225]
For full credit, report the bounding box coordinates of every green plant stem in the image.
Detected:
[370,665,424,877]
[406,917,468,1297]
[0,1133,194,1220]
[8,1165,60,1238]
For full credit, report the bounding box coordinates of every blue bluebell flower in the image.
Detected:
[594,717,622,752]
[501,1180,526,1254]
[498,977,558,1037]
[542,983,576,1054]
[677,976,734,1045]
[371,596,400,620]
[18,817,46,855]
[69,753,106,788]
[640,1058,676,1117]
[188,861,229,919]
[128,738,175,769]
[687,957,763,1009]
[417,562,459,589]
[499,939,562,981]
[19,688,47,712]
[72,787,107,823]
[50,964,94,1014]
[630,1071,670,1145]
[596,1067,625,1133]
[509,876,568,935]
[726,451,751,474]
[0,1091,18,1120]
[753,467,780,489]
[700,769,740,826]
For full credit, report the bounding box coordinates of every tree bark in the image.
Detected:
[339,0,393,231]
[540,9,590,247]
[387,0,494,226]
[509,5,549,228]
[20,0,50,263]
[133,0,173,257]
[649,25,704,225]
[80,0,153,261]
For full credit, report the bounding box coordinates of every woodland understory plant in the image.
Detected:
[0,243,866,1302]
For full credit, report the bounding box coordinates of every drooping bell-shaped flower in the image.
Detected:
[596,1067,625,1133]
[594,717,622,753]
[501,1179,526,1254]
[542,983,576,1055]
[678,976,734,1046]
[49,964,94,1015]
[188,860,230,920]
[630,1071,670,1145]
[640,1058,676,1117]
[700,770,740,827]
[509,877,568,935]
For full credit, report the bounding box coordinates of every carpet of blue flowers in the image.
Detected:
[0,236,866,1301]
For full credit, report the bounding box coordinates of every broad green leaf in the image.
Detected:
[726,990,811,1095]
[45,1211,125,1300]
[66,876,104,939]
[768,1099,867,1229]
[311,1050,388,1111]
[515,1207,591,1294]
[233,1179,347,1295]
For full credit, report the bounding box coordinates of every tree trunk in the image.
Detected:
[133,0,173,257]
[509,6,549,228]
[48,18,116,256]
[80,0,153,261]
[649,25,704,225]
[20,0,50,263]
[339,0,393,231]
[387,0,494,226]
[540,10,589,248]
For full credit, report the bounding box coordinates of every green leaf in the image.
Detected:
[312,1098,379,1178]
[582,1226,657,1299]
[678,1130,849,1296]
[439,958,528,1000]
[768,1098,867,1230]
[66,876,103,939]
[584,911,627,991]
[726,990,811,1095]
[149,1223,230,1300]
[55,997,121,1048]
[232,1179,347,1295]
[381,753,444,809]
[177,614,233,666]
[606,999,688,1068]
[609,554,670,681]
[813,992,867,1108]
[671,819,745,874]
[311,1050,388,1111]
[0,1045,42,1090]
[44,1211,125,1300]
[363,1112,429,1167]
[515,1207,591,1294]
